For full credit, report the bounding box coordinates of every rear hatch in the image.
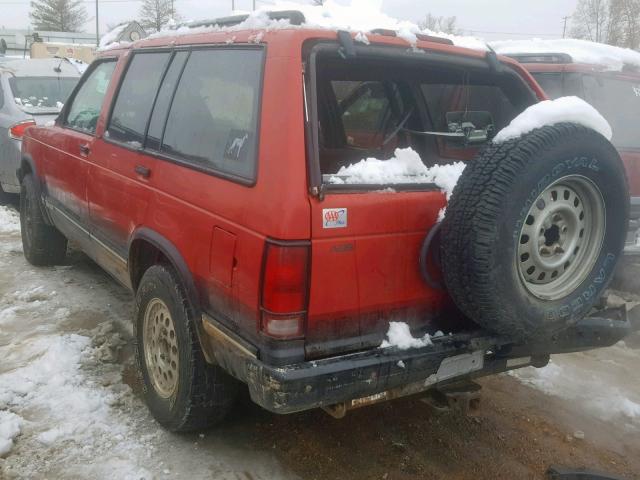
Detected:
[304,40,538,359]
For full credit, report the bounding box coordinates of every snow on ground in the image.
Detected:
[107,1,486,52]
[493,96,613,143]
[0,206,19,234]
[0,411,22,457]
[511,342,640,431]
[0,204,296,479]
[491,38,640,72]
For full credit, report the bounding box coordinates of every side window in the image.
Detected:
[146,51,189,151]
[66,61,116,134]
[161,48,264,181]
[106,52,170,146]
[332,81,398,149]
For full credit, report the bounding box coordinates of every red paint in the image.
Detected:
[21,28,536,361]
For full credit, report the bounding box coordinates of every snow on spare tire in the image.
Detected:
[441,97,629,340]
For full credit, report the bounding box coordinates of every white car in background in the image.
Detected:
[0,58,81,200]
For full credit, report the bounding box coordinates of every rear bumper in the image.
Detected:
[203,309,632,415]
[0,139,22,194]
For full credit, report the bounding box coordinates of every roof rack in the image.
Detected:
[187,10,306,29]
[504,52,573,64]
[368,28,453,45]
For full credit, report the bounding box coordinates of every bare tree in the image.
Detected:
[612,0,640,48]
[419,13,460,34]
[571,0,640,48]
[30,0,87,32]
[571,0,610,42]
[139,0,179,32]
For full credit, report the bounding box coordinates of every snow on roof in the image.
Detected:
[103,0,487,51]
[0,58,81,77]
[491,38,640,72]
[99,23,129,49]
[493,96,612,143]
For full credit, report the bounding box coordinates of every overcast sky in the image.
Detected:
[0,0,580,42]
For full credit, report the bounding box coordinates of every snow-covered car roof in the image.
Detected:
[100,3,488,52]
[491,38,640,73]
[0,58,82,78]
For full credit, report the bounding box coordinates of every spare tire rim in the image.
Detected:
[517,175,605,301]
[143,298,179,398]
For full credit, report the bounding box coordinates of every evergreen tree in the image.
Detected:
[30,0,87,32]
[139,0,179,32]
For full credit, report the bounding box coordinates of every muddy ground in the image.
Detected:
[0,201,638,480]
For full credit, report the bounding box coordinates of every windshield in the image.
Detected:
[9,76,78,110]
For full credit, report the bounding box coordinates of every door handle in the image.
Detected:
[135,165,151,178]
[79,144,90,156]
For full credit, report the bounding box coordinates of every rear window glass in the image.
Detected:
[582,74,640,149]
[9,77,78,109]
[160,48,264,181]
[106,52,170,147]
[421,84,517,134]
[531,72,565,100]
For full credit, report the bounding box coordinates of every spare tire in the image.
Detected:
[441,123,629,340]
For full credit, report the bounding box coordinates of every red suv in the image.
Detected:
[18,12,632,431]
[500,51,640,249]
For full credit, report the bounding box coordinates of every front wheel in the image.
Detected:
[135,264,239,432]
[20,174,67,266]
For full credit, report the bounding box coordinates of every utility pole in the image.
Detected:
[171,0,175,19]
[253,0,256,10]
[95,0,100,45]
[232,0,235,12]
[562,15,570,38]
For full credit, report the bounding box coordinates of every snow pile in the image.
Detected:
[0,411,23,457]
[0,329,127,449]
[511,345,640,428]
[381,322,434,350]
[493,96,612,143]
[491,38,640,72]
[0,205,20,234]
[99,23,129,49]
[329,147,466,188]
[113,1,487,51]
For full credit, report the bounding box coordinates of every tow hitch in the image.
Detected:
[421,381,482,416]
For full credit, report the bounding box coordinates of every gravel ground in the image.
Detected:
[0,202,638,480]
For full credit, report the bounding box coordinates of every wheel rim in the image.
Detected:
[516,175,605,301]
[143,298,179,398]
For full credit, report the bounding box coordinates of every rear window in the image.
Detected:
[9,76,78,109]
[158,48,264,181]
[582,74,640,149]
[530,72,565,100]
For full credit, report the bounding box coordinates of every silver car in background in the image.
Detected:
[0,58,81,199]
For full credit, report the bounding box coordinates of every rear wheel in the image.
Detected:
[441,123,629,340]
[20,174,67,266]
[135,264,239,432]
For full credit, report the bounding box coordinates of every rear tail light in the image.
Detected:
[260,241,310,339]
[9,120,36,140]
